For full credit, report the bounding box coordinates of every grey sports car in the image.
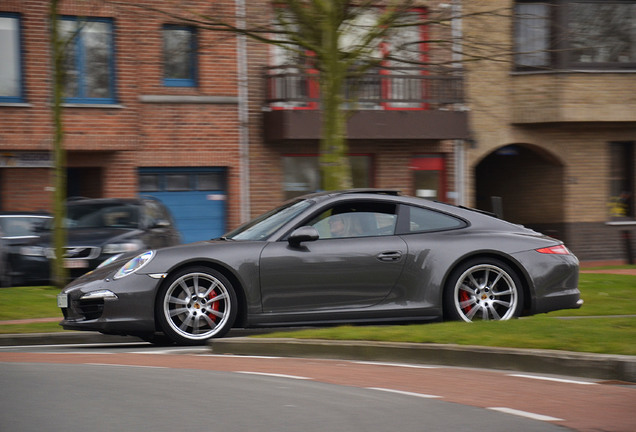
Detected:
[58,190,582,345]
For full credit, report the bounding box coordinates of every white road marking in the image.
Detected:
[353,360,440,369]
[487,407,564,422]
[235,371,312,380]
[367,387,442,399]
[85,363,167,369]
[509,373,597,385]
[199,354,282,359]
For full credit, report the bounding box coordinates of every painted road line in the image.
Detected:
[509,373,597,385]
[353,360,440,369]
[488,407,564,422]
[236,371,312,380]
[86,363,168,369]
[367,387,442,399]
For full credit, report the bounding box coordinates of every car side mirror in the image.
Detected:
[288,226,319,247]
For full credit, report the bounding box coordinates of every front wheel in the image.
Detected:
[444,258,524,322]
[156,266,237,345]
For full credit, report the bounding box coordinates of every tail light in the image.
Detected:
[536,245,570,255]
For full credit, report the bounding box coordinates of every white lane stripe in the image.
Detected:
[509,374,597,385]
[199,354,282,359]
[353,361,440,369]
[235,371,312,380]
[488,407,563,422]
[85,363,167,369]
[367,387,441,399]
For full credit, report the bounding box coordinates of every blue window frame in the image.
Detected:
[0,13,24,102]
[162,25,197,87]
[60,16,116,103]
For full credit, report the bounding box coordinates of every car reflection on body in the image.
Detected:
[58,189,582,345]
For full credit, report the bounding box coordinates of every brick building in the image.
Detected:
[462,0,636,262]
[3,0,632,262]
[1,0,468,244]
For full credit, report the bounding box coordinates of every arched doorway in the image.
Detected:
[475,144,565,240]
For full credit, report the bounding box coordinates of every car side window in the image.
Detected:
[405,205,466,233]
[309,202,397,239]
[143,200,171,227]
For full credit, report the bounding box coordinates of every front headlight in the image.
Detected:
[103,241,143,255]
[19,246,46,257]
[113,250,155,279]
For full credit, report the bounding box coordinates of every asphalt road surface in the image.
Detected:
[1,342,634,432]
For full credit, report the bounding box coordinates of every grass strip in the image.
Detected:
[255,316,636,356]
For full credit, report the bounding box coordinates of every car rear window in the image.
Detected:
[404,205,466,233]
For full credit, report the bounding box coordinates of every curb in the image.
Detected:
[210,337,636,383]
[0,332,139,346]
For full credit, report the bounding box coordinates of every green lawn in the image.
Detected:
[1,273,635,355]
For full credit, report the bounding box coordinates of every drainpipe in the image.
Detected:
[452,0,466,206]
[236,0,250,223]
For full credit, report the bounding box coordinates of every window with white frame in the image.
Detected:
[0,14,23,102]
[60,17,116,103]
[268,7,429,110]
[162,25,197,87]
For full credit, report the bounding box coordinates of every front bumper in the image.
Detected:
[59,269,161,336]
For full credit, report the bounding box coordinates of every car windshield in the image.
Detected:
[224,199,313,241]
[66,203,140,229]
[0,216,50,238]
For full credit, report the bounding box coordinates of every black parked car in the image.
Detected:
[58,189,582,345]
[16,197,181,284]
[0,212,52,287]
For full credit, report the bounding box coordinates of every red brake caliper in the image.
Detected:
[459,290,472,313]
[208,290,220,322]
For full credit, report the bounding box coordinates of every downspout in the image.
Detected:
[236,0,250,222]
[452,0,466,206]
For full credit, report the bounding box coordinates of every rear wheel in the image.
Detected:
[156,266,237,345]
[444,258,523,322]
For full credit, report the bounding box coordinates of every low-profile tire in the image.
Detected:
[443,257,524,322]
[156,266,238,345]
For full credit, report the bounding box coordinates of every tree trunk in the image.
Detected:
[50,0,68,289]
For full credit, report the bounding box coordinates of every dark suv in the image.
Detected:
[14,197,181,284]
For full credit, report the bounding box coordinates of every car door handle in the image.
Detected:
[377,251,403,262]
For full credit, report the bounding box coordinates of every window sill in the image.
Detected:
[512,69,636,76]
[139,95,239,104]
[606,220,636,226]
[0,102,32,108]
[61,103,125,108]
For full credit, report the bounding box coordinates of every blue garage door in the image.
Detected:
[139,168,227,244]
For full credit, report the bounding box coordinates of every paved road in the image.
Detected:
[1,342,634,431]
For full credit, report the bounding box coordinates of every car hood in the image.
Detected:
[34,228,141,247]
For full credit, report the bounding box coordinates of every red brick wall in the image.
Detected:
[0,0,244,228]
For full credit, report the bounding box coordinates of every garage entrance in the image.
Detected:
[475,144,565,239]
[139,168,227,244]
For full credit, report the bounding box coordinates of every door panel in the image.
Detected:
[259,236,407,312]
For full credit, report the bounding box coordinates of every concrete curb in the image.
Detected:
[0,332,139,346]
[210,337,636,383]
